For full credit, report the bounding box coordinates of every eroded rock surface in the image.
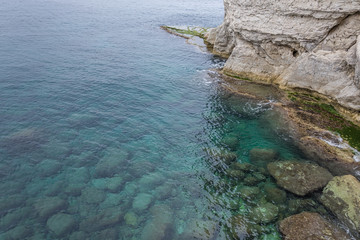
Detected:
[267,161,333,196]
[320,175,360,236]
[279,212,351,240]
[206,0,360,110]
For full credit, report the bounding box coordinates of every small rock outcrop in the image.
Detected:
[320,175,360,236]
[267,161,333,196]
[206,0,360,111]
[279,212,351,240]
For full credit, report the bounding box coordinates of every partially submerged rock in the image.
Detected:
[320,175,360,236]
[267,161,333,196]
[279,212,352,240]
[299,136,360,177]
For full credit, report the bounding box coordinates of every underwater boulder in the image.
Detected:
[140,204,174,240]
[249,148,279,167]
[80,187,106,205]
[264,184,287,204]
[249,202,279,224]
[267,161,333,196]
[132,193,153,212]
[2,225,33,240]
[94,149,129,178]
[47,213,77,237]
[34,197,68,221]
[279,212,351,240]
[128,160,156,178]
[222,135,239,150]
[181,219,217,240]
[124,212,138,226]
[226,169,246,179]
[79,207,123,233]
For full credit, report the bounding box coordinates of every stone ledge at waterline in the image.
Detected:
[205,0,360,112]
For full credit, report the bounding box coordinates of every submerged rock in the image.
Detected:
[204,148,237,172]
[267,161,333,196]
[264,184,287,204]
[229,162,257,172]
[124,212,138,226]
[79,208,123,233]
[47,213,77,237]
[141,204,174,240]
[2,225,33,240]
[320,175,360,236]
[181,219,217,240]
[279,212,351,240]
[34,197,68,220]
[94,149,129,178]
[249,202,279,224]
[249,148,279,167]
[132,193,153,211]
[80,187,106,204]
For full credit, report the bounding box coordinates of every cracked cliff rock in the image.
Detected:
[206,0,360,110]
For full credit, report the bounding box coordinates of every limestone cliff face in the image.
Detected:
[206,0,360,111]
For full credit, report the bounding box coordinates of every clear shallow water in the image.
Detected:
[0,0,332,239]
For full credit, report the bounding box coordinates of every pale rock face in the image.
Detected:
[207,0,360,110]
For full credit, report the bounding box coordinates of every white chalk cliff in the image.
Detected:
[206,0,360,111]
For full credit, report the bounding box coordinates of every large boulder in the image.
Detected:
[320,175,360,236]
[34,197,68,221]
[279,212,351,240]
[267,161,333,196]
[94,149,129,178]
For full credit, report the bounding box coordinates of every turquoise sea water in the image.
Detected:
[0,0,337,239]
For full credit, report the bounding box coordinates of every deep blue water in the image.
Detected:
[0,0,326,239]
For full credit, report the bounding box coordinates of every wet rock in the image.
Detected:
[81,187,106,204]
[249,148,279,167]
[267,161,333,196]
[299,136,360,176]
[92,176,124,193]
[264,185,287,204]
[34,197,68,220]
[47,213,76,237]
[132,193,153,211]
[279,212,352,240]
[288,199,317,214]
[2,225,33,240]
[181,219,217,240]
[141,204,174,240]
[79,207,123,233]
[94,149,129,178]
[124,212,138,226]
[37,159,62,178]
[320,175,360,235]
[249,202,278,224]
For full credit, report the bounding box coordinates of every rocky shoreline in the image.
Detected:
[162,24,360,239]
